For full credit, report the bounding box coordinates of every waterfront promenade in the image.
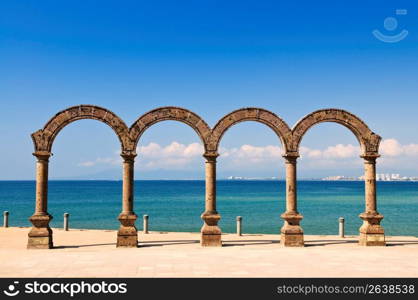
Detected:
[1,227,418,277]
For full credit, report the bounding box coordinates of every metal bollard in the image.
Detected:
[339,217,345,238]
[236,216,242,236]
[64,213,69,231]
[3,211,9,228]
[143,215,149,234]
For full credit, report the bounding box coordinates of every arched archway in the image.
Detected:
[31,105,132,153]
[211,108,302,246]
[130,106,211,151]
[129,107,218,246]
[28,105,132,249]
[210,108,292,153]
[27,105,385,249]
[291,109,381,156]
[290,109,385,246]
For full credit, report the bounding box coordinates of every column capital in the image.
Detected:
[282,152,299,163]
[33,151,52,161]
[121,152,137,162]
[361,153,380,163]
[203,151,219,162]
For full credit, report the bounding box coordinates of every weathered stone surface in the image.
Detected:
[359,233,386,247]
[281,232,305,247]
[211,108,292,153]
[291,109,382,155]
[130,107,211,152]
[117,213,138,248]
[359,213,386,246]
[29,105,385,249]
[281,212,304,247]
[31,105,132,153]
[200,154,222,247]
[200,212,222,247]
[200,233,222,247]
[27,214,53,249]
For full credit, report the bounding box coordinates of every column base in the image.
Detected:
[359,233,386,246]
[200,212,222,247]
[281,231,304,247]
[201,233,222,247]
[280,212,304,247]
[359,212,386,247]
[117,213,138,248]
[27,214,53,249]
[116,234,138,247]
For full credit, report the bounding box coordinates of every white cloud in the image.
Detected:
[77,139,418,173]
[380,138,418,157]
[77,156,122,167]
[137,142,204,170]
[380,139,403,156]
[220,145,283,163]
[78,161,95,167]
[138,142,203,158]
[300,144,360,160]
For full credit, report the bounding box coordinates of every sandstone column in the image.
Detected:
[117,153,138,247]
[280,154,304,247]
[200,153,222,247]
[359,155,385,246]
[28,151,53,249]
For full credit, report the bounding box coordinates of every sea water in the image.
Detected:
[0,180,417,236]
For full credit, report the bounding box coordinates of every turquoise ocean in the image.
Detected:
[0,180,417,236]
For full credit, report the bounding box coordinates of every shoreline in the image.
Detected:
[7,226,418,238]
[4,226,418,237]
[1,227,418,278]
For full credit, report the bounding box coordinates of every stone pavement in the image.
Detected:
[1,227,418,278]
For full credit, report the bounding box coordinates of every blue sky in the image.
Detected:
[0,0,417,179]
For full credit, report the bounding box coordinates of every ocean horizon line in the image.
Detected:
[1,179,417,182]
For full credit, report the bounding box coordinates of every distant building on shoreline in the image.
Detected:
[323,173,418,182]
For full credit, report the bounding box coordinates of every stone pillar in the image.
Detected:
[117,153,138,248]
[359,155,385,246]
[28,152,53,249]
[280,154,304,247]
[200,153,222,247]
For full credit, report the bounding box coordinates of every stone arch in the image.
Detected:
[289,108,385,247]
[129,106,212,151]
[210,108,292,153]
[291,109,382,156]
[31,105,132,153]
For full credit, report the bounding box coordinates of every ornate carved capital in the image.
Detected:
[33,151,52,162]
[121,152,137,163]
[361,154,380,164]
[203,151,219,162]
[283,152,299,164]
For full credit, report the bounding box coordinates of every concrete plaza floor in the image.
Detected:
[1,227,418,278]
